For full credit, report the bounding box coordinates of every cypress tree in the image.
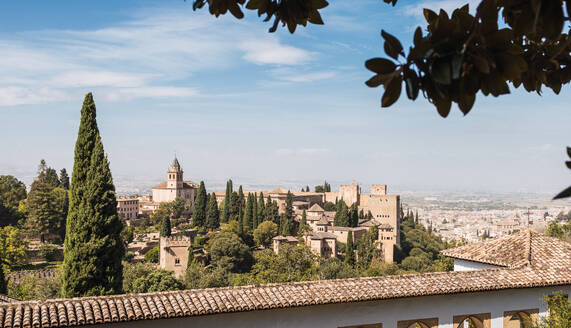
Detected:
[299,210,308,235]
[222,180,232,223]
[205,192,220,230]
[334,200,349,227]
[230,191,240,222]
[263,195,273,222]
[62,93,124,297]
[160,216,171,237]
[252,194,259,229]
[0,265,6,294]
[257,192,265,223]
[59,168,70,189]
[349,203,359,227]
[345,231,355,266]
[280,191,294,235]
[192,181,207,228]
[243,193,254,230]
[237,186,245,222]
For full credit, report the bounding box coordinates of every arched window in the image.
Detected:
[504,309,538,328]
[397,318,438,328]
[453,313,490,328]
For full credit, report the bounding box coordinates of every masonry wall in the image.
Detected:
[99,286,570,328]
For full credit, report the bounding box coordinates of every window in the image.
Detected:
[175,258,180,266]
[397,318,438,328]
[503,309,538,328]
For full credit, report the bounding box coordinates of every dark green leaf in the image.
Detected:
[228,3,245,19]
[434,96,452,118]
[381,76,402,107]
[423,9,438,23]
[381,30,403,60]
[365,75,383,88]
[471,55,490,74]
[451,54,463,80]
[365,58,396,74]
[431,58,452,85]
[458,92,475,115]
[567,147,571,159]
[553,186,571,200]
[404,69,419,100]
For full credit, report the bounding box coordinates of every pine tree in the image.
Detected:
[45,167,60,188]
[205,192,220,230]
[263,195,274,223]
[415,210,419,224]
[59,168,70,190]
[160,216,171,237]
[222,180,232,223]
[257,192,265,223]
[26,179,58,242]
[243,193,254,230]
[62,93,124,297]
[299,210,309,235]
[192,181,207,228]
[345,231,355,266]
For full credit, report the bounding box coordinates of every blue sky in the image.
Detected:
[0,0,569,194]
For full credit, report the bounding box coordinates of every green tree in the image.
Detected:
[0,226,28,267]
[532,294,570,328]
[298,210,309,234]
[229,191,240,222]
[348,203,359,227]
[280,191,294,236]
[0,175,27,209]
[345,231,355,266]
[237,186,245,222]
[0,265,6,295]
[44,167,60,188]
[26,179,59,242]
[263,196,279,224]
[205,192,220,230]
[253,221,278,248]
[145,246,160,263]
[322,201,336,211]
[318,257,359,280]
[61,93,125,297]
[207,231,253,273]
[59,168,70,189]
[193,181,207,227]
[243,193,255,230]
[130,269,184,293]
[257,192,265,223]
[334,199,349,227]
[222,179,232,223]
[169,197,187,219]
[160,216,171,237]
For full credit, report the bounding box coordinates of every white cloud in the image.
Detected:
[103,87,198,102]
[240,39,311,65]
[269,67,336,82]
[0,87,70,106]
[0,10,315,106]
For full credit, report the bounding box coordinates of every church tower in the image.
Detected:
[167,156,184,190]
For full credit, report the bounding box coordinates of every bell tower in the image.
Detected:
[167,156,183,189]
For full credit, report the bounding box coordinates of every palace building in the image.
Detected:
[151,157,198,205]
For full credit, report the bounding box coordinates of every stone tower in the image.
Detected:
[167,156,184,190]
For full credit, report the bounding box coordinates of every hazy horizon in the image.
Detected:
[1,0,570,195]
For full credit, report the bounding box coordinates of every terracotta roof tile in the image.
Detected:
[0,231,569,327]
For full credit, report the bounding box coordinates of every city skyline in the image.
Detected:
[1,0,570,194]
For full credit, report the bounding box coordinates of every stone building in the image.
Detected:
[4,231,569,328]
[159,234,191,279]
[272,236,299,254]
[214,188,324,213]
[328,226,369,244]
[116,197,139,220]
[303,231,337,258]
[378,223,396,263]
[152,157,198,205]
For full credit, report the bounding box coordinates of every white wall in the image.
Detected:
[454,259,502,271]
[95,286,570,328]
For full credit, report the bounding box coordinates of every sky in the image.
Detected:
[0,0,569,194]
